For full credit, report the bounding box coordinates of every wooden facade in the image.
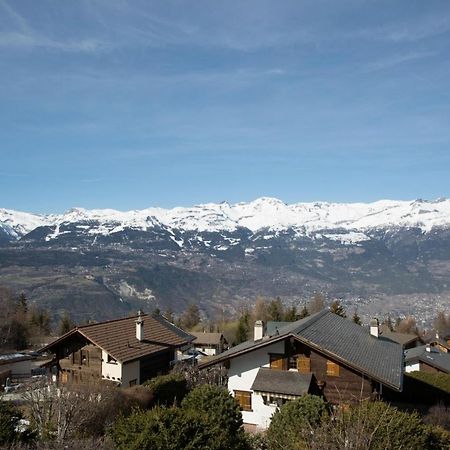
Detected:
[270,339,375,404]
[419,361,445,374]
[59,343,102,384]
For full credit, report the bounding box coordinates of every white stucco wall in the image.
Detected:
[101,350,122,383]
[405,362,420,373]
[228,340,285,429]
[203,348,217,356]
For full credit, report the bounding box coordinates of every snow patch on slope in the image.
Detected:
[2,198,450,244]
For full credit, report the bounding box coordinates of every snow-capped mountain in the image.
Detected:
[2,197,450,325]
[2,197,450,243]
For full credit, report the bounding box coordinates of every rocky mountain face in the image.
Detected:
[1,198,449,326]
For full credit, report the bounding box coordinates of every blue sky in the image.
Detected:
[1,0,450,213]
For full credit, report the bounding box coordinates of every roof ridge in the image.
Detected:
[291,309,330,334]
[78,312,148,329]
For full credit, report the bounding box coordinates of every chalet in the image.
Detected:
[40,311,194,387]
[200,310,403,430]
[404,345,450,374]
[379,324,423,349]
[190,332,228,356]
[423,332,450,353]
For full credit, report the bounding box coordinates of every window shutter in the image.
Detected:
[326,360,340,376]
[297,355,311,373]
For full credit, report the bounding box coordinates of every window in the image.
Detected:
[297,355,311,373]
[326,360,340,377]
[288,355,297,370]
[81,350,89,366]
[234,390,252,411]
[107,354,117,364]
[270,354,287,371]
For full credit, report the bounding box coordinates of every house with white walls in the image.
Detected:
[200,310,404,430]
[40,311,194,387]
[190,332,228,356]
[404,344,450,374]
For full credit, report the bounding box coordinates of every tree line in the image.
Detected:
[0,287,75,350]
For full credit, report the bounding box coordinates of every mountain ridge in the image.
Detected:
[1,197,450,325]
[2,197,450,242]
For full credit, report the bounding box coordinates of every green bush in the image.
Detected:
[181,384,243,434]
[423,424,450,450]
[0,401,34,445]
[110,384,251,450]
[266,395,329,450]
[110,404,250,450]
[143,373,188,406]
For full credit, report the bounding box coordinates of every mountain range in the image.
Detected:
[1,197,450,326]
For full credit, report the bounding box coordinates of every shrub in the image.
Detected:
[181,384,243,434]
[423,402,450,431]
[266,395,329,450]
[423,424,450,450]
[0,401,35,445]
[110,405,250,450]
[143,373,188,406]
[0,402,22,445]
[309,401,431,450]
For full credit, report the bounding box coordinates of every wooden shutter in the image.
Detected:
[326,360,340,377]
[297,355,311,373]
[270,354,287,371]
[234,390,252,411]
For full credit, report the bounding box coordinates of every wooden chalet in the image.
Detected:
[200,310,404,430]
[40,311,194,387]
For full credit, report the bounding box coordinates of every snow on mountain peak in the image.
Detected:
[2,198,450,240]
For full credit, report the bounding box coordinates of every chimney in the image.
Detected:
[136,310,144,342]
[370,318,379,338]
[254,320,265,341]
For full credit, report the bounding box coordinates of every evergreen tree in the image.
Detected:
[181,304,201,330]
[235,310,250,344]
[284,305,297,322]
[267,297,284,321]
[352,310,362,325]
[17,293,28,315]
[298,305,310,319]
[383,315,394,331]
[330,300,347,318]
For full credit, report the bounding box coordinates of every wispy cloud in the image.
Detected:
[363,51,437,73]
[0,0,107,53]
[0,31,107,52]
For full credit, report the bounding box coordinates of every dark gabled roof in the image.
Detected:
[40,313,194,363]
[266,321,291,336]
[200,310,403,391]
[405,345,450,373]
[191,332,226,346]
[251,368,313,396]
[379,325,421,346]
